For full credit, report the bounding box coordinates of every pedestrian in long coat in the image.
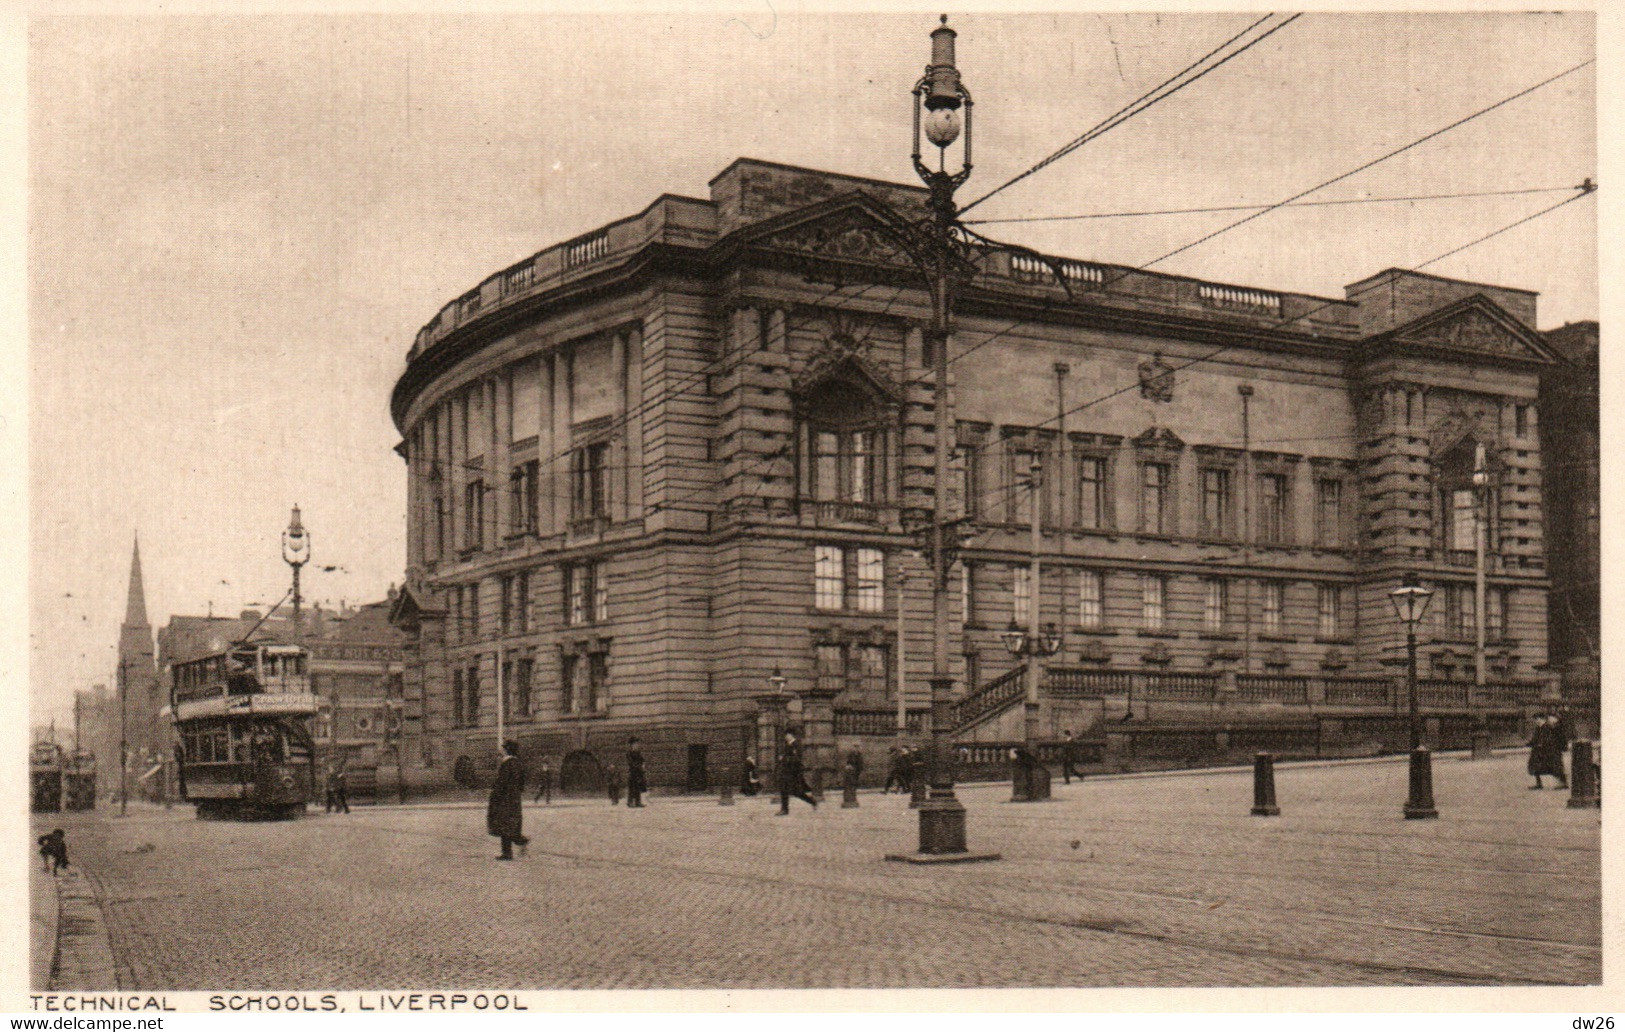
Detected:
[883,746,905,794]
[487,740,529,860]
[776,730,818,815]
[1528,715,1569,789]
[625,737,648,808]
[1061,730,1082,785]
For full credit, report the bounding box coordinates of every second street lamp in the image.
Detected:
[1390,573,1439,819]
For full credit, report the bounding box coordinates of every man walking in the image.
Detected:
[487,740,529,860]
[625,736,647,808]
[1061,729,1081,785]
[533,759,553,805]
[776,729,818,815]
[332,766,350,813]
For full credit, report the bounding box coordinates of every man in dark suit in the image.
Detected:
[487,740,529,860]
[777,729,818,815]
[626,736,647,808]
[1061,729,1082,785]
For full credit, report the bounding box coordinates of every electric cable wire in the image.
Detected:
[959,13,1295,216]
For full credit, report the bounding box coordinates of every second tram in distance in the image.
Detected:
[168,641,319,819]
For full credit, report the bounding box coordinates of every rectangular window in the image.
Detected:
[514,656,534,717]
[1487,588,1508,640]
[465,662,480,726]
[564,563,607,625]
[961,563,978,626]
[857,644,890,696]
[1010,449,1040,525]
[570,442,609,523]
[854,548,884,612]
[561,653,577,714]
[1142,463,1169,534]
[464,480,486,551]
[433,496,448,558]
[1203,578,1228,633]
[450,587,463,643]
[500,657,513,719]
[1258,473,1290,544]
[1077,456,1107,530]
[809,429,884,505]
[1315,478,1343,547]
[1317,584,1341,638]
[516,572,530,634]
[1013,565,1032,627]
[815,644,846,694]
[1446,585,1476,639]
[1515,404,1529,438]
[1200,468,1232,538]
[467,582,481,641]
[1141,575,1166,631]
[510,460,540,536]
[452,668,466,727]
[499,576,513,636]
[586,652,609,712]
[1261,581,1284,635]
[1079,570,1104,630]
[958,446,981,520]
[814,545,844,611]
[963,650,981,693]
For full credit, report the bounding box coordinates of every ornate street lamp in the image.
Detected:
[768,667,789,696]
[894,16,996,862]
[282,505,311,637]
[1390,573,1438,819]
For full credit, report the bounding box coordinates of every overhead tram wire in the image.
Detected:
[935,53,1595,378]
[962,185,1582,226]
[958,13,1301,217]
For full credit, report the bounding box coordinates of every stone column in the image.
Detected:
[798,686,840,799]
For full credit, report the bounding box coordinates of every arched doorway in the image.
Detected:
[558,750,605,795]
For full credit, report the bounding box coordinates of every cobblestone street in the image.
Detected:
[31,753,1600,990]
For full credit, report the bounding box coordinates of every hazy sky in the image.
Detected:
[23,9,1596,727]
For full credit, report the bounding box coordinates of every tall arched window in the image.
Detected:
[1434,437,1494,556]
[794,358,897,520]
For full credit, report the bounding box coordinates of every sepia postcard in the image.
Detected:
[7,1,1614,1019]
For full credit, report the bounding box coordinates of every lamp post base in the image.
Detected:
[1403,747,1439,819]
[1010,763,1052,802]
[886,788,1002,864]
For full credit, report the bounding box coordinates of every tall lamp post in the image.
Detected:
[1002,454,1062,801]
[282,505,311,638]
[907,16,990,861]
[1390,574,1438,819]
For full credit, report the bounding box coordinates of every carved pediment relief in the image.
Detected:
[1385,295,1554,364]
[792,346,902,412]
[1132,426,1185,451]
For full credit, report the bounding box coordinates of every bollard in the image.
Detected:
[1567,741,1599,809]
[719,783,734,806]
[909,773,926,809]
[1250,752,1280,816]
[1469,731,1492,761]
[841,766,860,808]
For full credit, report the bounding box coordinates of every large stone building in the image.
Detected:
[1539,320,1600,728]
[388,159,1560,793]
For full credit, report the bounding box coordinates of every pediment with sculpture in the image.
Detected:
[1380,294,1555,364]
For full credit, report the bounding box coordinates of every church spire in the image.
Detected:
[124,533,149,629]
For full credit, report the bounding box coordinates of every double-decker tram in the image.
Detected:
[169,641,319,819]
[64,748,97,811]
[30,741,64,813]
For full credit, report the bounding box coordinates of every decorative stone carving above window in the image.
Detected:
[1138,352,1175,402]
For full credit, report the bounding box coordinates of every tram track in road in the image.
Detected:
[352,814,1590,987]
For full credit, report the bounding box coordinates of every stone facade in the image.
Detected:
[389,159,1559,791]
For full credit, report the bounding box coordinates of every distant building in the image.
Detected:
[388,159,1564,791]
[116,536,163,771]
[1539,320,1599,726]
[71,683,120,780]
[155,599,407,794]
